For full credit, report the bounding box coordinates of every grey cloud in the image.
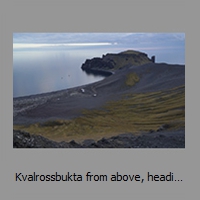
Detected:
[13,33,185,50]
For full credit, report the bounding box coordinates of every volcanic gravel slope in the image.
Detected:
[13,63,185,148]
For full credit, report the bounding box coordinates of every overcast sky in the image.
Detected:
[13,33,185,50]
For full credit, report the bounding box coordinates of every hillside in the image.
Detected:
[13,61,185,146]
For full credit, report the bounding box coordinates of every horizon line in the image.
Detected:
[13,42,117,49]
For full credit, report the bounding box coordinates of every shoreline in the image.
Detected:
[13,79,105,120]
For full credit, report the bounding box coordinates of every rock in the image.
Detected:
[69,140,82,148]
[82,139,95,147]
[13,129,185,148]
[81,50,153,75]
[80,88,85,93]
[151,56,155,63]
[157,124,170,132]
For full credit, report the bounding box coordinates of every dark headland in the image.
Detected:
[81,50,155,75]
[13,50,185,148]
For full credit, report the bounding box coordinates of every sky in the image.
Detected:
[13,33,185,51]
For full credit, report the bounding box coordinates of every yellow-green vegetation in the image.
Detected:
[125,72,140,86]
[104,50,152,70]
[14,85,185,142]
[120,50,141,55]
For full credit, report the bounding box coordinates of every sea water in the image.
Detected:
[13,48,106,97]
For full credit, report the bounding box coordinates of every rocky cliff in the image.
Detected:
[81,50,154,75]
